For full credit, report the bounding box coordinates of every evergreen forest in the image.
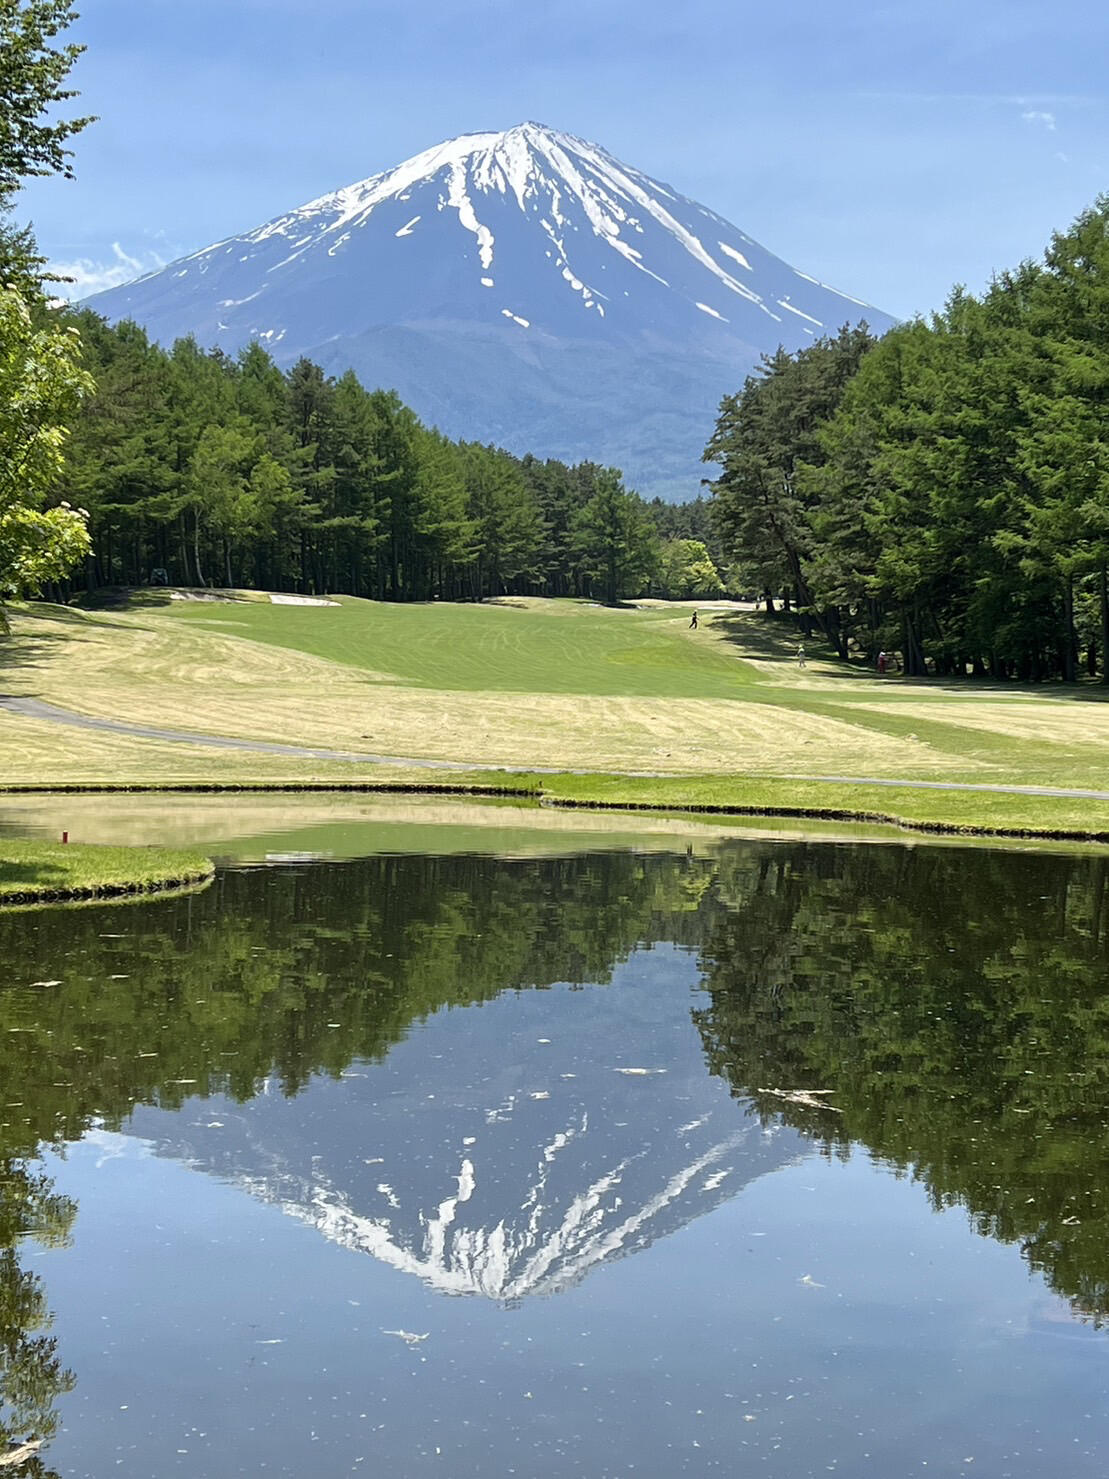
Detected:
[704,200,1109,681]
[45,312,724,607]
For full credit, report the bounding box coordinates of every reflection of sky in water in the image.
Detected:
[41,1123,1107,1479]
[5,837,1109,1479]
[32,943,1109,1479]
[120,946,803,1302]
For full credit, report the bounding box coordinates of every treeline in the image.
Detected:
[706,199,1109,680]
[51,311,725,605]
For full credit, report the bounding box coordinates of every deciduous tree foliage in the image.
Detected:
[0,0,92,195]
[0,288,90,627]
[0,0,94,631]
[658,538,724,599]
[0,0,92,293]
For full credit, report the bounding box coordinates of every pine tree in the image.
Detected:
[572,469,658,606]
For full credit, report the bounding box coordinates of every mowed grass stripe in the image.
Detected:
[4,603,969,776]
[6,597,1109,805]
[168,596,759,697]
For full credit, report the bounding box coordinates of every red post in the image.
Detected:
[62,831,69,844]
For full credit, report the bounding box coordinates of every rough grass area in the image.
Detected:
[0,841,215,906]
[3,595,1109,839]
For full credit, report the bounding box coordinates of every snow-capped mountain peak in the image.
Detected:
[161,121,877,342]
[85,124,894,498]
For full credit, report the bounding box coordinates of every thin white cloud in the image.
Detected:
[1021,109,1057,131]
[47,242,167,301]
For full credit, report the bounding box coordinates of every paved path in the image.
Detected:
[4,694,1109,801]
[0,695,493,772]
[788,774,1109,801]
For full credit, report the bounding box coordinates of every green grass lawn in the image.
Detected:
[539,772,1109,838]
[146,596,1109,792]
[3,593,1109,841]
[167,595,759,697]
[0,841,214,906]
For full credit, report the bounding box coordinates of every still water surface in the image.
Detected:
[2,836,1109,1476]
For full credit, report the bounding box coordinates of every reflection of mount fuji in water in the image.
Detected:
[128,945,806,1300]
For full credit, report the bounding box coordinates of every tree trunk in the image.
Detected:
[193,508,205,588]
[1092,857,1107,947]
[1063,574,1077,683]
[1101,564,1109,686]
[902,608,927,676]
[828,604,848,659]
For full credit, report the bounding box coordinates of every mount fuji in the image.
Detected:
[84,123,896,499]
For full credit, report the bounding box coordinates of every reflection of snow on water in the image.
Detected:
[292,1128,753,1301]
[127,949,808,1301]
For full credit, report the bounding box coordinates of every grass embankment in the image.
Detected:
[2,593,1109,840]
[0,841,215,907]
[538,773,1109,840]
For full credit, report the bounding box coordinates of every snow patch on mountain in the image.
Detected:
[718,241,753,271]
[777,298,824,326]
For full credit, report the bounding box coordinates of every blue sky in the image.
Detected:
[17,0,1108,320]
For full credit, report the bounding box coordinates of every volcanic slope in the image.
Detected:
[84,123,895,498]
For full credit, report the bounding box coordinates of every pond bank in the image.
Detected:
[0,841,215,907]
[1,774,1108,847]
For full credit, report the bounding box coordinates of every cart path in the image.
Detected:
[4,694,1109,800]
[0,694,500,771]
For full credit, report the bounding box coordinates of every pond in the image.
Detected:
[2,818,1108,1477]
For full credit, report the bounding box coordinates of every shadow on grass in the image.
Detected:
[6,601,133,634]
[0,602,132,685]
[76,587,266,612]
[77,586,178,611]
[712,612,1109,703]
[710,612,872,680]
[0,594,243,681]
[6,601,100,627]
[0,858,64,887]
[0,628,75,681]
